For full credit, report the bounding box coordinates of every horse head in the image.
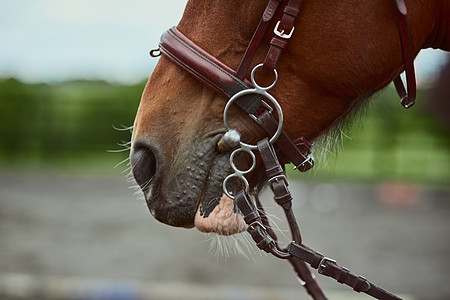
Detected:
[131,0,449,235]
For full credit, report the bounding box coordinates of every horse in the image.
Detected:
[130,0,449,298]
[131,0,449,233]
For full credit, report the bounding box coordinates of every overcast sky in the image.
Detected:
[1,0,448,84]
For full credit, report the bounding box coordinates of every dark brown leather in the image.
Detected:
[235,191,276,254]
[288,243,403,300]
[264,0,304,70]
[257,139,294,211]
[159,27,251,99]
[394,0,417,108]
[236,0,282,80]
[257,111,314,171]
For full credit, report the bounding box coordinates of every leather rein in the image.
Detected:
[150,1,416,299]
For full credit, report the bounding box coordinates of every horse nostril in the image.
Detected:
[130,141,158,194]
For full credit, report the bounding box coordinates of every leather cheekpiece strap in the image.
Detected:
[236,0,282,80]
[263,0,304,70]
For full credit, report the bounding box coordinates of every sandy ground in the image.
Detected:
[0,170,449,300]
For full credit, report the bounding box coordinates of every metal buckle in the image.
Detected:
[400,95,415,108]
[274,21,295,39]
[318,257,337,274]
[149,47,161,58]
[293,154,314,170]
[249,99,274,122]
[268,174,287,186]
[248,220,266,232]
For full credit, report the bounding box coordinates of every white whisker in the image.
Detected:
[112,124,134,132]
[114,157,130,169]
[204,232,259,260]
[108,147,130,153]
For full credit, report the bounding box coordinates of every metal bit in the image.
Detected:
[217,130,241,152]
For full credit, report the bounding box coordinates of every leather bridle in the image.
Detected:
[149,0,416,299]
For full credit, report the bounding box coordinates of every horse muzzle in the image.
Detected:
[130,135,238,229]
[130,138,199,228]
